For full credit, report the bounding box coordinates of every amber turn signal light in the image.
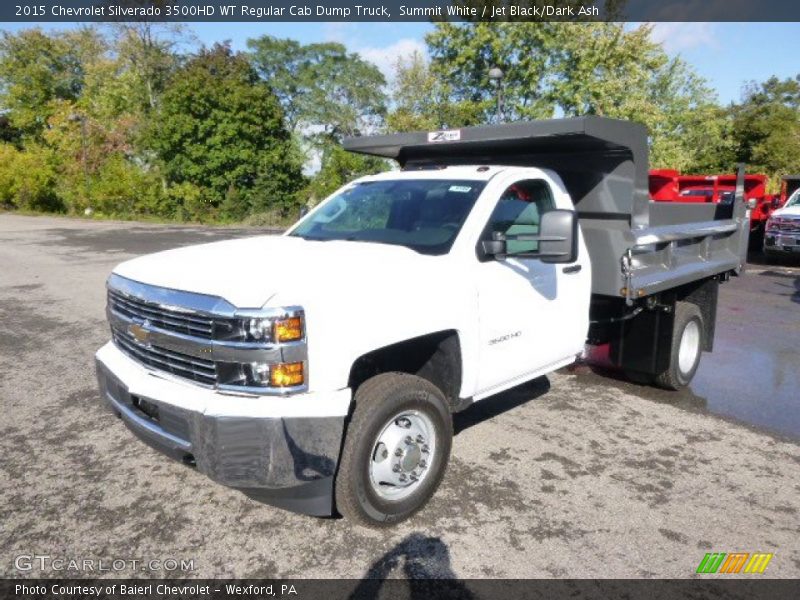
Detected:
[270,362,304,387]
[274,317,303,342]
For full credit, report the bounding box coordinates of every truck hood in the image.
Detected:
[112,235,441,308]
[773,205,800,218]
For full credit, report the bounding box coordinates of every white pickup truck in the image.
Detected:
[763,187,800,259]
[95,117,749,526]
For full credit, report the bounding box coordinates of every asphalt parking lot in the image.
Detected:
[1,213,799,580]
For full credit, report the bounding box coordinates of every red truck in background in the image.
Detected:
[649,170,782,249]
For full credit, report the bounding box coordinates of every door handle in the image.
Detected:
[562,264,582,274]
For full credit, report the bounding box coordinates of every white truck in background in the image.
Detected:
[95,117,749,526]
[763,187,800,259]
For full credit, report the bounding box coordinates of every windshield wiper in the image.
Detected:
[294,235,334,242]
[339,238,426,254]
[296,235,423,254]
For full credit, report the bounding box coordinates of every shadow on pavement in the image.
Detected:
[348,533,473,599]
[569,364,709,414]
[746,249,771,266]
[453,376,551,436]
[747,249,800,269]
[757,269,800,304]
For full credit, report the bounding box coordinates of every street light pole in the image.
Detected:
[488,66,505,124]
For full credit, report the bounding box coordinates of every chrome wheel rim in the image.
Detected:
[368,410,437,501]
[678,320,701,375]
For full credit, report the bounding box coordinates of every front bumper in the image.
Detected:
[764,232,800,255]
[95,342,350,516]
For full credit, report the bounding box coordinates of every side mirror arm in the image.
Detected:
[504,234,568,243]
[481,239,507,257]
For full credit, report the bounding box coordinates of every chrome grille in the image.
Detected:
[113,328,217,386]
[108,289,214,339]
[774,220,800,234]
[105,273,308,394]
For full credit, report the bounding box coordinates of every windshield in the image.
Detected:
[786,189,800,208]
[289,179,486,255]
[680,189,713,198]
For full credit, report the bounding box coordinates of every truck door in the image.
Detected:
[473,177,589,397]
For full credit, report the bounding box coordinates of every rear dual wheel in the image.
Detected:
[654,301,704,390]
[625,301,704,390]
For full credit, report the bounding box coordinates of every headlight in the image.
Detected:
[210,307,307,392]
[247,318,272,341]
[234,311,304,343]
[248,361,271,385]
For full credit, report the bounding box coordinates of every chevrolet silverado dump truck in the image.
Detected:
[95,117,749,526]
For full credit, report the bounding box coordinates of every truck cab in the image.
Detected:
[285,165,592,399]
[96,117,749,526]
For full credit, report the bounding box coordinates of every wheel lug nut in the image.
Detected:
[422,445,429,453]
[405,436,413,444]
[416,435,424,443]
[393,464,401,473]
[399,474,407,482]
[395,448,403,457]
[410,473,418,481]
[419,460,427,468]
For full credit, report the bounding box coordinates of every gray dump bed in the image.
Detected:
[344,117,749,300]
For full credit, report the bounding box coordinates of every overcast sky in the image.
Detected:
[2,21,798,105]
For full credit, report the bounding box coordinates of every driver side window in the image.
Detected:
[488,179,555,255]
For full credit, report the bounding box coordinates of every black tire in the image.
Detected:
[762,251,783,266]
[335,372,452,527]
[625,370,654,386]
[749,226,764,251]
[654,301,704,390]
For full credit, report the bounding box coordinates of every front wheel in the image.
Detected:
[654,301,704,390]
[335,373,452,527]
[762,250,784,265]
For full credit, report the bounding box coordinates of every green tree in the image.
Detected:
[108,22,189,114]
[305,144,389,204]
[247,36,388,206]
[146,43,304,220]
[641,51,735,172]
[411,23,731,172]
[0,114,20,144]
[729,75,800,181]
[546,24,733,171]
[425,22,555,122]
[0,142,59,211]
[247,36,387,142]
[387,50,483,132]
[0,27,104,137]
